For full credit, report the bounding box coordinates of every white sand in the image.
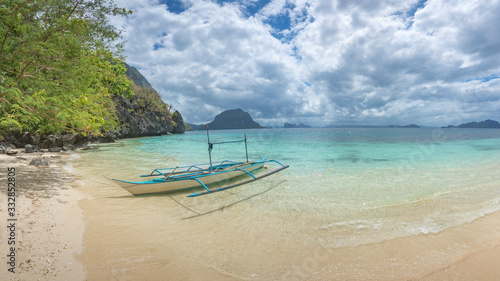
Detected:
[0,151,86,280]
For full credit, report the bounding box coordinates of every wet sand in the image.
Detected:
[1,149,499,280]
[0,151,85,281]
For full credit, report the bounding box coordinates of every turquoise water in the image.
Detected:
[78,128,500,248]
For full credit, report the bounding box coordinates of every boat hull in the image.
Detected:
[111,162,265,195]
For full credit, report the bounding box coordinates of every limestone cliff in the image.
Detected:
[115,64,186,137]
[0,64,185,149]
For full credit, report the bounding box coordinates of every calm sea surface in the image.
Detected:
[73,128,500,279]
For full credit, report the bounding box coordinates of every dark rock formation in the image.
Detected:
[112,64,186,138]
[29,157,50,166]
[205,109,263,130]
[63,145,75,151]
[25,144,42,153]
[112,94,176,138]
[5,147,18,155]
[284,122,312,128]
[81,143,98,150]
[2,132,27,147]
[443,119,500,128]
[171,111,186,134]
[387,124,421,128]
[187,123,205,131]
[189,109,263,130]
[125,64,152,88]
[183,123,193,131]
[2,132,87,149]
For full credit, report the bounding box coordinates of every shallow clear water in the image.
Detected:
[73,128,500,279]
[78,128,500,246]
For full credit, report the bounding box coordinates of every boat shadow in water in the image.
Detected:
[177,180,287,220]
[103,178,287,219]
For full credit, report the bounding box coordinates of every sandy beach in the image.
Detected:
[0,150,85,281]
[1,147,500,280]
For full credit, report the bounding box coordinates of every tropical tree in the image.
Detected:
[0,0,133,136]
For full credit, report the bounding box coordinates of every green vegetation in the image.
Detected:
[129,84,173,118]
[0,0,133,136]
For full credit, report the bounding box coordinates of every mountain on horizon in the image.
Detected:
[284,122,312,128]
[324,124,420,128]
[443,119,500,128]
[189,108,263,130]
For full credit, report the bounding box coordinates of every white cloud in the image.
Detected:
[111,0,500,127]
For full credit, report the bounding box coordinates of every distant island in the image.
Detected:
[387,124,420,128]
[284,122,312,128]
[324,124,420,128]
[442,119,500,128]
[188,117,500,131]
[189,108,264,130]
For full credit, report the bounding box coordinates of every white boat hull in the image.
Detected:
[111,162,265,195]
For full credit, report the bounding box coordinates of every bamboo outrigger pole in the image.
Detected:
[207,124,213,170]
[206,125,250,168]
[244,132,249,163]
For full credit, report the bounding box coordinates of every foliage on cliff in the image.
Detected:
[129,84,173,119]
[123,64,173,121]
[0,0,133,136]
[111,64,185,137]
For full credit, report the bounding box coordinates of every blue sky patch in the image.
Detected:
[153,32,168,50]
[394,0,428,29]
[464,74,500,83]
[242,0,272,17]
[153,43,164,50]
[265,12,292,34]
[206,1,312,42]
[292,46,302,60]
[407,0,428,18]
[160,0,191,14]
[263,1,296,32]
[264,2,312,42]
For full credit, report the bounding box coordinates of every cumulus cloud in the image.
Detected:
[111,0,500,127]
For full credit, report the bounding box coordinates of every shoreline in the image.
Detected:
[1,147,500,280]
[0,150,86,280]
[305,210,500,280]
[72,144,500,280]
[420,210,500,280]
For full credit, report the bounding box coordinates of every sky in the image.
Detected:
[110,0,500,127]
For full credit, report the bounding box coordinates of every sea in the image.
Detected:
[71,127,500,280]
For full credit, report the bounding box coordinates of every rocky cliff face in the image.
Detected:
[125,64,152,88]
[114,64,186,137]
[112,94,171,138]
[0,64,185,149]
[112,90,185,138]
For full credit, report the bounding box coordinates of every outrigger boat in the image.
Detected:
[107,127,289,197]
